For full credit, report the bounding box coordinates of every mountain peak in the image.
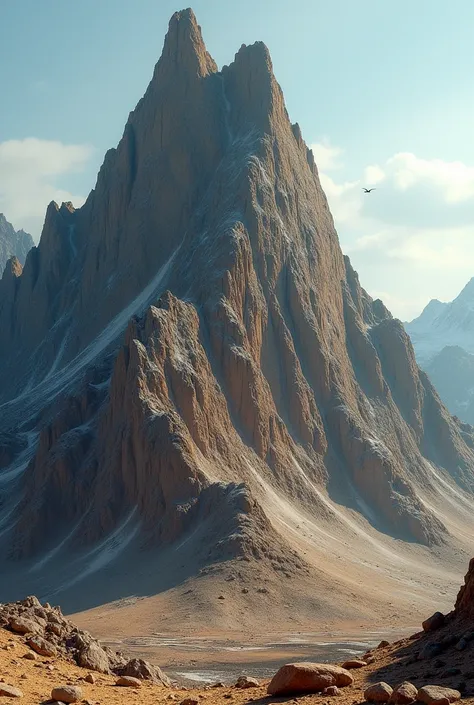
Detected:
[0,213,33,276]
[160,7,217,77]
[455,276,474,305]
[222,39,286,134]
[1,255,23,281]
[406,297,446,327]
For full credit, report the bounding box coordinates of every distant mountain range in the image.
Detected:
[0,214,34,276]
[406,279,474,424]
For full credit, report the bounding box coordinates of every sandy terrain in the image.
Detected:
[2,617,474,705]
[68,464,473,648]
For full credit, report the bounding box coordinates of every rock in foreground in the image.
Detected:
[417,686,461,704]
[342,659,367,669]
[116,657,171,685]
[51,685,83,703]
[267,662,354,695]
[422,612,445,633]
[365,682,394,702]
[0,684,23,698]
[389,681,418,704]
[116,676,142,687]
[235,675,260,688]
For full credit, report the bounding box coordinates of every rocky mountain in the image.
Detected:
[1,9,474,631]
[423,347,474,425]
[406,281,474,424]
[0,214,33,276]
[407,279,474,363]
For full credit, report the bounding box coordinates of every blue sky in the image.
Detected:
[1,0,474,318]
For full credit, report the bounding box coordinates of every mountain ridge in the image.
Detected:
[406,278,474,424]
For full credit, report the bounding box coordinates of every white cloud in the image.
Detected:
[312,142,474,320]
[0,138,93,240]
[364,164,385,185]
[387,153,474,203]
[310,141,343,171]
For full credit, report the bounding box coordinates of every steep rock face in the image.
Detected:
[0,9,474,616]
[0,214,33,276]
[455,557,474,617]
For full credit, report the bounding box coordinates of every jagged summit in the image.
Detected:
[160,8,217,77]
[0,10,474,631]
[0,213,33,278]
[455,276,474,304]
[1,255,22,282]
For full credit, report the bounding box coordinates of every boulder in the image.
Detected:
[419,643,443,660]
[323,686,340,696]
[422,613,445,633]
[77,642,110,674]
[26,635,56,657]
[389,682,418,704]
[116,658,171,685]
[417,686,461,704]
[23,596,42,609]
[0,684,23,698]
[267,663,354,695]
[48,622,66,638]
[22,652,37,661]
[365,682,394,702]
[440,668,461,678]
[85,674,96,684]
[51,685,83,703]
[235,675,260,688]
[342,659,367,669]
[115,676,142,687]
[9,616,42,635]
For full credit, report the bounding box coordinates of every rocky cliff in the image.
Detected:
[455,558,474,617]
[0,214,33,276]
[0,9,473,628]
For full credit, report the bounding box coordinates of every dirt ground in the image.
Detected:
[2,617,474,705]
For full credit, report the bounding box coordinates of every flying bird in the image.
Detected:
[362,187,376,193]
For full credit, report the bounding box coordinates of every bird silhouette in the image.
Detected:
[362,187,376,193]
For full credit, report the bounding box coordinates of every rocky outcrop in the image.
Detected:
[0,597,169,682]
[454,557,474,617]
[0,214,33,277]
[0,8,473,616]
